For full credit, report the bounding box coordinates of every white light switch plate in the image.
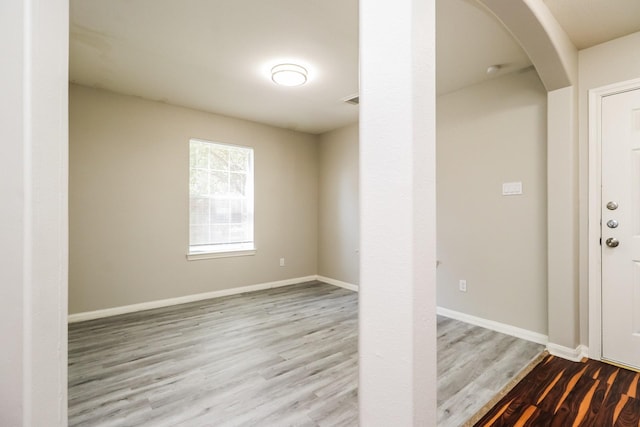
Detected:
[502,181,523,196]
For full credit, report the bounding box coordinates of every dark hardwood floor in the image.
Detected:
[474,354,640,426]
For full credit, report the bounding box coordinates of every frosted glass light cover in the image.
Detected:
[271,64,308,87]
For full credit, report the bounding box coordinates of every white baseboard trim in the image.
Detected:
[547,343,589,362]
[436,306,549,346]
[317,275,359,292]
[68,275,318,323]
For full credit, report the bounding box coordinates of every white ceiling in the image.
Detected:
[436,0,532,95]
[69,0,640,135]
[70,0,359,135]
[543,0,640,50]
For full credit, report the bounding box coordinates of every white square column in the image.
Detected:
[359,0,437,424]
[0,0,69,424]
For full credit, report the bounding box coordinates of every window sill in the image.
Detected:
[187,247,256,261]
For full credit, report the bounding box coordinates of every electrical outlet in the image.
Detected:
[280,258,285,267]
[459,280,467,292]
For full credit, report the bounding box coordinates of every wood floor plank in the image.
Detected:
[69,281,543,426]
[69,282,357,426]
[475,355,640,427]
[613,396,640,427]
[436,316,544,426]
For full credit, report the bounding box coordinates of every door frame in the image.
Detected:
[588,77,640,361]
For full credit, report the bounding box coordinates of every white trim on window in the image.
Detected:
[187,242,256,261]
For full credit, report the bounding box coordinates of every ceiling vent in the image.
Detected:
[343,94,359,105]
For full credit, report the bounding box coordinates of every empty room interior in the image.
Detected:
[60,0,640,426]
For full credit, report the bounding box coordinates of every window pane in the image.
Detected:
[229,224,248,242]
[191,142,209,168]
[229,149,249,172]
[211,199,230,223]
[189,139,253,250]
[210,224,229,244]
[190,225,209,246]
[211,146,229,170]
[190,169,209,196]
[190,198,210,225]
[229,199,245,223]
[211,170,229,195]
[230,172,246,196]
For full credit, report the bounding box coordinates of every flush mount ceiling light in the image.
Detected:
[271,64,308,87]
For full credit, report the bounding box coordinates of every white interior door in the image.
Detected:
[602,87,640,369]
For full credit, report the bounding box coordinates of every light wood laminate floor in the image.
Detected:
[68,281,543,426]
[437,316,544,426]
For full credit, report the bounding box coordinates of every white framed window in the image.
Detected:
[188,139,255,259]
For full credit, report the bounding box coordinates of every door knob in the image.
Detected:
[607,201,619,210]
[606,237,620,248]
[607,219,619,228]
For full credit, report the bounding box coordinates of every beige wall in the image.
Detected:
[318,124,359,285]
[437,68,548,334]
[69,84,318,314]
[578,31,640,344]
